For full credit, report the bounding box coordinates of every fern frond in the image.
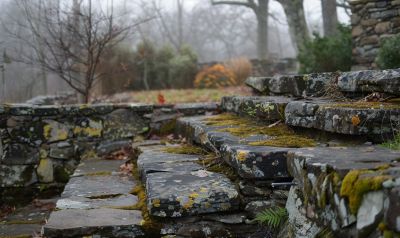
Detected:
[254,206,288,229]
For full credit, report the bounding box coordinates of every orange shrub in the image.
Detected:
[224,57,253,85]
[194,64,237,88]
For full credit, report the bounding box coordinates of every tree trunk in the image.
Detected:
[255,0,269,60]
[277,0,310,54]
[177,0,184,48]
[321,0,338,36]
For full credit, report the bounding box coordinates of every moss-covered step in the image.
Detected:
[285,100,400,136]
[135,145,240,218]
[245,73,336,97]
[285,146,400,237]
[176,114,316,180]
[221,96,291,121]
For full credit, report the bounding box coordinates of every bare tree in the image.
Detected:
[321,0,338,36]
[211,0,270,60]
[4,0,148,103]
[275,0,310,53]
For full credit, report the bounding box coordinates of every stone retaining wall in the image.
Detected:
[0,102,218,204]
[350,0,400,69]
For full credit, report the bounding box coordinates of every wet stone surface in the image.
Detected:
[43,157,143,237]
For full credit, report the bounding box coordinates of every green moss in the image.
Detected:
[340,169,392,214]
[54,166,71,183]
[196,154,238,181]
[0,235,32,238]
[162,145,208,155]
[248,135,316,148]
[324,101,400,110]
[85,171,112,176]
[158,119,177,135]
[218,123,295,138]
[203,113,251,127]
[382,133,400,150]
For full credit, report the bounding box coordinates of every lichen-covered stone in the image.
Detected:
[49,142,76,160]
[73,118,103,138]
[146,170,240,217]
[386,186,400,232]
[0,165,37,187]
[221,96,290,121]
[268,75,307,97]
[102,109,149,139]
[356,191,384,236]
[37,158,54,183]
[56,194,138,210]
[43,120,70,142]
[245,77,271,94]
[285,100,400,135]
[1,143,39,165]
[338,69,400,95]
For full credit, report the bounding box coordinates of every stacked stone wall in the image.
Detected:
[0,102,218,204]
[351,0,400,69]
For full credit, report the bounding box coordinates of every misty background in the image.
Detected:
[0,0,350,102]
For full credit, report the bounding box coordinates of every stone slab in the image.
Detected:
[61,174,136,198]
[56,194,138,210]
[245,77,271,94]
[285,100,400,135]
[72,159,128,176]
[43,208,144,238]
[221,96,291,121]
[146,169,240,217]
[338,69,400,95]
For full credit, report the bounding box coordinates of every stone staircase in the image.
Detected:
[40,69,400,238]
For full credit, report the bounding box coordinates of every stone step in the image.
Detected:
[176,115,300,180]
[42,158,144,238]
[134,145,240,218]
[285,99,400,136]
[221,95,400,136]
[285,146,400,237]
[245,69,400,97]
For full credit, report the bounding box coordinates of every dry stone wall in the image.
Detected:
[0,102,218,204]
[351,0,400,69]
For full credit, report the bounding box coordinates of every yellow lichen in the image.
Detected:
[340,169,392,214]
[248,135,316,148]
[203,113,250,127]
[152,198,161,208]
[217,123,295,138]
[237,151,248,162]
[351,115,361,126]
[73,127,102,137]
[85,171,112,176]
[162,145,208,155]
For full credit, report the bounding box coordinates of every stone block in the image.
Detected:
[244,77,271,94]
[102,109,149,139]
[37,158,54,183]
[43,120,70,143]
[338,69,400,95]
[1,143,39,165]
[0,165,37,187]
[268,75,306,97]
[73,118,103,138]
[49,142,76,160]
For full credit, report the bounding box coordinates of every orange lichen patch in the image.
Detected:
[351,115,361,126]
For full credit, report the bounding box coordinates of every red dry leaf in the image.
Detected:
[157,93,166,105]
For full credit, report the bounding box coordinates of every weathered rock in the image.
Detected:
[61,174,136,199]
[285,100,400,135]
[268,75,306,97]
[56,194,138,210]
[72,159,128,177]
[43,208,144,238]
[305,72,337,96]
[102,109,149,139]
[338,69,400,95]
[73,118,103,138]
[1,143,39,165]
[96,139,132,156]
[386,186,400,232]
[245,77,271,94]
[244,200,272,218]
[146,170,240,217]
[49,142,76,160]
[0,165,37,187]
[43,120,70,142]
[356,191,384,236]
[221,96,290,121]
[37,158,54,183]
[239,181,271,197]
[285,186,321,238]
